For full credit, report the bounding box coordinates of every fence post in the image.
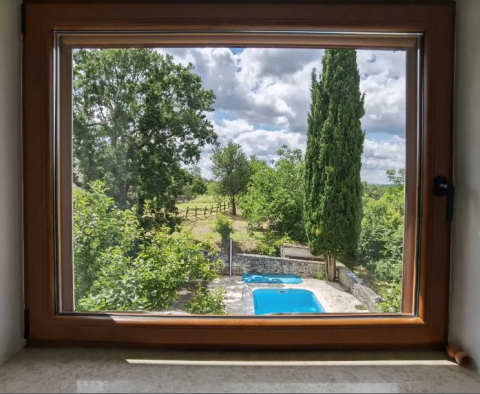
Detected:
[210,205,213,215]
[195,206,197,217]
[229,238,233,277]
[204,206,207,217]
[185,206,189,218]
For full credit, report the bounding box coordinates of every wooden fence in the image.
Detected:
[180,201,230,219]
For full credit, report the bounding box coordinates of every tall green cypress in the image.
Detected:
[304,50,365,281]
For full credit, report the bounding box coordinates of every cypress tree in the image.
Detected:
[304,49,365,281]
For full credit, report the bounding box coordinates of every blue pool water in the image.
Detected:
[242,274,302,284]
[253,289,325,315]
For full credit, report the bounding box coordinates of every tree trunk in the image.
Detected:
[231,196,236,216]
[326,255,336,282]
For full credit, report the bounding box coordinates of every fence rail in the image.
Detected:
[179,201,230,219]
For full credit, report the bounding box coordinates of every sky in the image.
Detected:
[157,47,406,184]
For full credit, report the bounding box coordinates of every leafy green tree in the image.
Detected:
[182,166,208,198]
[77,230,223,313]
[362,182,386,200]
[304,50,365,281]
[241,146,306,241]
[213,215,233,245]
[359,169,405,285]
[73,181,138,302]
[73,48,217,229]
[74,183,225,314]
[211,141,251,215]
[184,286,227,315]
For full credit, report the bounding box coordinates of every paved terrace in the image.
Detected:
[210,276,367,315]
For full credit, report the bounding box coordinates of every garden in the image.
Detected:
[71,47,405,315]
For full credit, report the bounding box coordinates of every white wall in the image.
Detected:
[0,0,24,365]
[450,0,480,370]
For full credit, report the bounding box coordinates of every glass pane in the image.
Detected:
[65,45,410,315]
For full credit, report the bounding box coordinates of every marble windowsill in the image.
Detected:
[1,348,480,393]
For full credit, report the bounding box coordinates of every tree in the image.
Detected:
[73,49,217,229]
[74,182,225,314]
[358,169,405,285]
[73,181,139,302]
[182,166,207,198]
[358,169,405,312]
[304,50,365,281]
[241,146,306,241]
[211,141,251,215]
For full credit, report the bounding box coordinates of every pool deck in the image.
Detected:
[210,276,367,315]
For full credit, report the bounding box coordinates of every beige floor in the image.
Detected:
[1,348,480,393]
[212,276,366,315]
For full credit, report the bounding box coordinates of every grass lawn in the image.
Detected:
[178,213,270,253]
[175,196,277,254]
[176,195,224,212]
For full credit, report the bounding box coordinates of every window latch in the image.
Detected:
[434,176,455,223]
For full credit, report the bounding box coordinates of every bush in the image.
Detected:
[184,286,227,315]
[315,271,326,280]
[377,283,402,313]
[358,169,404,285]
[213,215,233,244]
[76,230,222,312]
[74,182,225,313]
[73,181,138,302]
[258,242,278,257]
[358,169,405,312]
[256,233,292,257]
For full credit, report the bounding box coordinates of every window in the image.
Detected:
[24,1,455,348]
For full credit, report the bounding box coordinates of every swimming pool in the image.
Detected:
[242,274,302,284]
[253,289,325,315]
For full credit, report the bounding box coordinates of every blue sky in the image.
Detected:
[156,47,406,184]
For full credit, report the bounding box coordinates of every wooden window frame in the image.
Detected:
[23,0,455,349]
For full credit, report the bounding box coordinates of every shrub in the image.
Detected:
[258,242,278,257]
[213,215,233,244]
[377,283,402,313]
[355,304,367,311]
[184,286,227,315]
[315,271,326,280]
[74,183,225,313]
[73,181,138,302]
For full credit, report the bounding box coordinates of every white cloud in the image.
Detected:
[361,136,406,184]
[157,47,406,183]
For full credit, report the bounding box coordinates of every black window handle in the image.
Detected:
[434,176,455,223]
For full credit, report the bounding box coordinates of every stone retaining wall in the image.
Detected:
[216,251,382,310]
[337,266,383,311]
[218,252,325,278]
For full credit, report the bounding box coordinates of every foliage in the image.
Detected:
[73,181,139,302]
[377,283,402,313]
[212,215,233,245]
[257,233,292,257]
[182,166,208,198]
[362,182,386,200]
[304,50,365,281]
[72,48,217,230]
[184,286,227,315]
[358,169,405,312]
[358,169,405,285]
[74,183,224,313]
[315,271,326,280]
[354,304,367,311]
[240,146,306,242]
[211,141,251,215]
